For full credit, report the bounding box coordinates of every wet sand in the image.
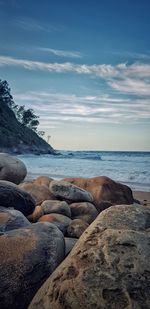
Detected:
[133,191,150,207]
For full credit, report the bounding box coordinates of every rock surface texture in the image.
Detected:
[29,204,150,309]
[0,222,65,309]
[63,176,134,212]
[0,153,27,184]
[50,180,93,203]
[0,180,35,216]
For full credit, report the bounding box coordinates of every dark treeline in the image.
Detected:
[0,79,44,137]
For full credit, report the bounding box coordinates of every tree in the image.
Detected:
[0,79,14,107]
[0,79,43,133]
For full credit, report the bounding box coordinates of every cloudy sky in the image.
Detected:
[0,0,150,150]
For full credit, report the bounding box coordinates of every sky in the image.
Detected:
[0,0,150,151]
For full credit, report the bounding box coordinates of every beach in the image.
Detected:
[133,190,150,207]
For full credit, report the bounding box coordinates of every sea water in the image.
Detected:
[18,151,150,192]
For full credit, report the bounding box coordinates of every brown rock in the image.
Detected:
[70,202,98,224]
[67,219,89,238]
[29,205,150,309]
[38,213,72,234]
[63,176,134,212]
[0,222,65,309]
[34,176,53,187]
[19,182,56,205]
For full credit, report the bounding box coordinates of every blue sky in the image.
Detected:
[0,0,150,150]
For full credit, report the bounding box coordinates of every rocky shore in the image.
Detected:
[0,153,150,309]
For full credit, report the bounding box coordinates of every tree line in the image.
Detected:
[0,79,45,136]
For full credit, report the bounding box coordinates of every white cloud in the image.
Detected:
[39,47,82,58]
[1,55,150,97]
[13,91,150,129]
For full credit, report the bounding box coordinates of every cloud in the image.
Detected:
[13,91,150,129]
[0,55,150,97]
[14,18,62,33]
[38,47,82,58]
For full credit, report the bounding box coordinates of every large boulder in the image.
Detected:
[0,222,65,309]
[63,176,134,212]
[29,205,150,309]
[0,180,35,216]
[49,180,93,203]
[0,206,31,232]
[70,202,98,224]
[19,182,56,205]
[0,153,27,184]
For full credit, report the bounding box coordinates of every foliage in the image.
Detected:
[0,79,42,134]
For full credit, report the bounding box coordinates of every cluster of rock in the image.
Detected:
[0,153,150,309]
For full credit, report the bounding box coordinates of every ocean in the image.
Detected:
[18,151,150,192]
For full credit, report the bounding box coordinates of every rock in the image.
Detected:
[0,206,31,232]
[70,202,98,224]
[67,219,89,238]
[38,213,72,234]
[49,180,93,203]
[29,205,150,309]
[41,200,71,218]
[0,222,65,309]
[19,182,56,205]
[63,176,134,212]
[0,180,35,216]
[30,205,44,222]
[65,237,78,256]
[0,153,27,184]
[34,176,53,187]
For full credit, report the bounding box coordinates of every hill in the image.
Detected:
[0,97,55,154]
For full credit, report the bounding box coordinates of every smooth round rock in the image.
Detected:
[0,153,27,184]
[29,205,150,309]
[67,219,89,238]
[70,202,98,224]
[0,222,65,309]
[0,206,31,232]
[0,180,35,216]
[63,176,134,212]
[38,213,72,234]
[19,182,56,205]
[41,200,71,218]
[49,180,93,203]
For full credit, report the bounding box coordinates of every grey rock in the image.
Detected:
[0,180,35,216]
[50,180,93,203]
[0,206,31,232]
[29,205,150,309]
[70,202,98,224]
[0,222,65,309]
[0,153,27,184]
[41,200,71,218]
[67,219,89,238]
[65,237,78,256]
